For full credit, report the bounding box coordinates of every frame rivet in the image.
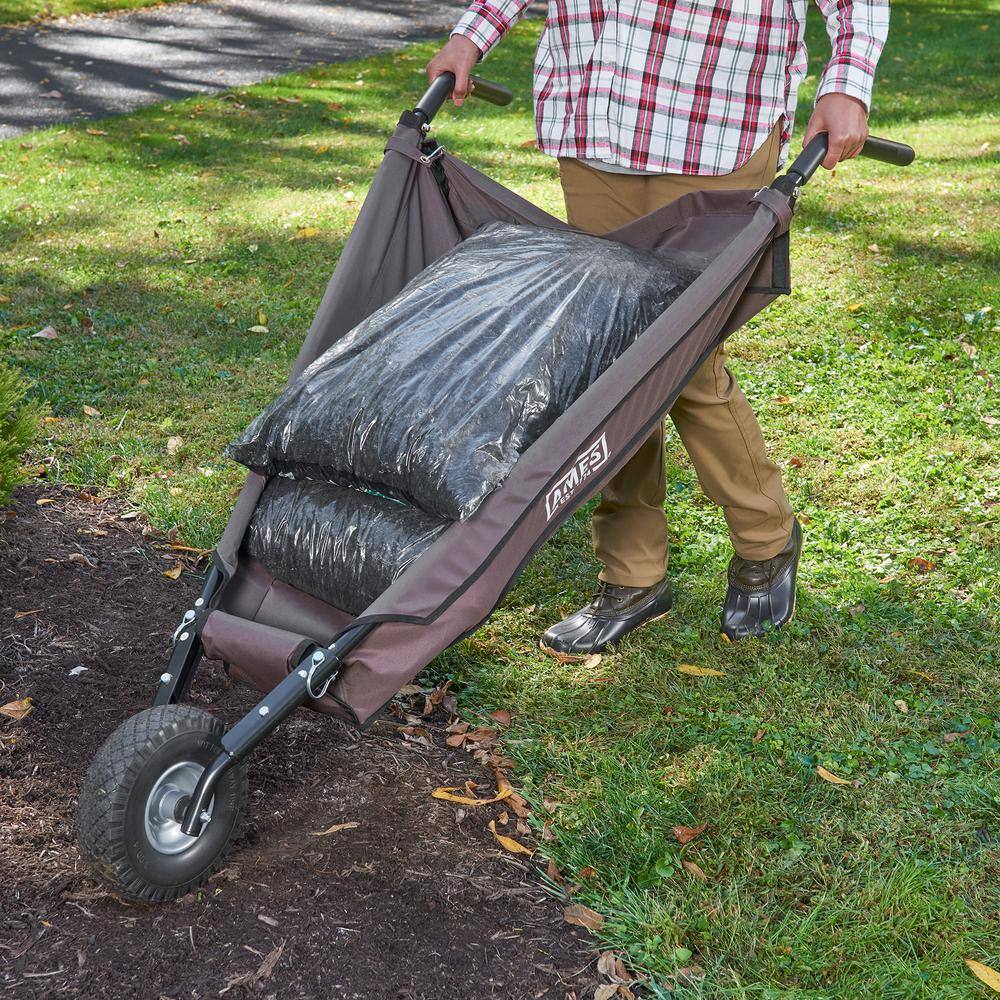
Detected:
[179,632,189,642]
[159,672,172,684]
[194,597,204,607]
[311,650,324,665]
[298,669,308,678]
[258,706,270,717]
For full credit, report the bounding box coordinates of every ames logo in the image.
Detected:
[545,433,609,521]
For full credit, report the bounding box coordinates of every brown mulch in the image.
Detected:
[0,485,601,999]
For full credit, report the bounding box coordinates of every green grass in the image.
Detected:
[2,0,998,995]
[1,0,184,26]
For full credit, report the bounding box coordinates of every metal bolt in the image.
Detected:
[199,810,211,824]
[160,672,172,684]
[298,670,308,678]
[311,650,324,665]
[179,632,189,642]
[194,597,204,607]
[258,705,270,717]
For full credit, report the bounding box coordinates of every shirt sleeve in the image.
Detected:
[814,0,890,110]
[451,0,534,57]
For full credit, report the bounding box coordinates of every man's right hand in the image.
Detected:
[426,36,481,106]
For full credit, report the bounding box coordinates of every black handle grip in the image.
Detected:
[859,135,916,167]
[774,132,915,196]
[413,71,513,125]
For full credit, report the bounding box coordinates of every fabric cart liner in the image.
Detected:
[206,118,793,728]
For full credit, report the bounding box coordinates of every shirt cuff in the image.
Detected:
[451,3,511,57]
[816,59,877,110]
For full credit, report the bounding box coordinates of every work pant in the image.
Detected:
[558,126,794,587]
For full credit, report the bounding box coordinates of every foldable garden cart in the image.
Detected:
[75,73,914,901]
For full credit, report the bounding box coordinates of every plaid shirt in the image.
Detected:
[452,0,889,175]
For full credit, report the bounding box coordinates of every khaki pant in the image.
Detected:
[559,126,794,587]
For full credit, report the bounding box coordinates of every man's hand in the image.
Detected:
[426,36,481,107]
[803,93,870,170]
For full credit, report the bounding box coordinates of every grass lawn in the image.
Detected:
[2,0,998,994]
[1,0,183,26]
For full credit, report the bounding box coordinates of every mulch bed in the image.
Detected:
[0,484,601,999]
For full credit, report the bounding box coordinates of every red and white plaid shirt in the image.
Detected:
[453,0,889,175]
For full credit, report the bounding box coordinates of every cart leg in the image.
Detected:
[179,623,375,836]
[153,565,224,707]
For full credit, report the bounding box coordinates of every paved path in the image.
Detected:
[0,0,473,138]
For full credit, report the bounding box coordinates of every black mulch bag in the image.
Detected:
[229,222,709,520]
[247,479,449,616]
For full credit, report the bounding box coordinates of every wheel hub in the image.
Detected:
[143,761,212,854]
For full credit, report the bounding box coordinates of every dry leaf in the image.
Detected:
[166,435,184,455]
[432,786,512,807]
[893,699,909,713]
[816,765,852,786]
[31,326,58,340]
[491,709,512,726]
[0,698,33,720]
[36,498,57,506]
[673,822,708,844]
[171,133,190,145]
[846,302,863,312]
[445,732,467,748]
[677,664,725,677]
[488,819,533,855]
[310,821,359,837]
[162,563,183,580]
[248,324,269,333]
[582,653,603,669]
[546,858,562,881]
[520,138,537,148]
[682,860,708,880]
[965,959,1000,993]
[563,902,604,930]
[774,395,794,404]
[595,987,618,1000]
[82,405,101,418]
[86,128,108,136]
[907,556,935,574]
[578,866,598,880]
[14,609,41,619]
[291,226,320,240]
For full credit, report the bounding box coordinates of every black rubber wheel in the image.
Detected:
[77,705,248,902]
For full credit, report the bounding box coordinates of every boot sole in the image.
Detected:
[539,610,672,662]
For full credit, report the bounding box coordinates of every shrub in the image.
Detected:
[0,362,41,508]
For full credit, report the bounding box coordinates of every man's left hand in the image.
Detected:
[803,93,870,170]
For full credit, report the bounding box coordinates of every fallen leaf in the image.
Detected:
[31,326,58,340]
[965,959,1000,993]
[816,765,852,786]
[582,653,603,670]
[942,732,962,743]
[162,563,183,580]
[166,435,184,455]
[41,90,64,99]
[893,698,909,713]
[248,324,269,333]
[563,902,604,930]
[36,498,57,506]
[488,819,533,855]
[578,866,597,880]
[491,709,512,726]
[753,729,765,743]
[67,552,97,568]
[546,858,562,881]
[682,860,708,880]
[673,822,708,844]
[0,698,33,720]
[520,138,536,148]
[774,395,794,405]
[432,786,512,807]
[291,226,320,241]
[846,302,863,312]
[907,556,935,574]
[82,405,101,418]
[594,987,618,1000]
[0,294,10,303]
[445,732,467,748]
[85,128,108,136]
[677,664,725,677]
[310,821,359,837]
[961,341,978,359]
[171,133,190,145]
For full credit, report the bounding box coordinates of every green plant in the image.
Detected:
[0,362,41,507]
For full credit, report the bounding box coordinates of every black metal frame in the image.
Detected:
[149,88,913,841]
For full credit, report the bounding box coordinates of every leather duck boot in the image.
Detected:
[721,518,802,641]
[540,578,673,659]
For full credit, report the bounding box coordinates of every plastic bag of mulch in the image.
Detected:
[229,222,708,519]
[246,478,448,615]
